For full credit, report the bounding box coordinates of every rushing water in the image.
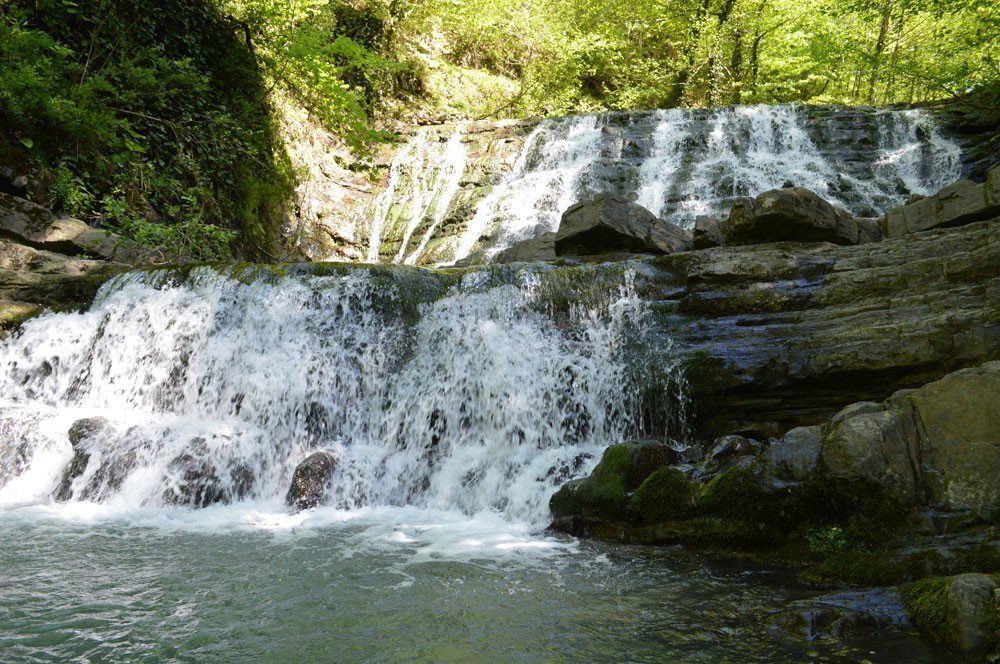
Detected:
[0,262,944,660]
[361,105,962,265]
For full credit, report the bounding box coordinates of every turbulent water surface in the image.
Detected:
[0,262,944,660]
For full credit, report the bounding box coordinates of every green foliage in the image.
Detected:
[0,0,292,260]
[806,525,850,554]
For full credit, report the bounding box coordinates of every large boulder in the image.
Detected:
[892,362,1000,517]
[285,450,338,509]
[760,425,822,487]
[722,187,870,245]
[55,417,112,500]
[693,216,724,249]
[554,194,692,257]
[882,171,1000,238]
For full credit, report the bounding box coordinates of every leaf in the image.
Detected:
[20,137,34,149]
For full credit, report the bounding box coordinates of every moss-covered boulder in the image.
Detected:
[549,440,680,521]
[903,573,999,659]
[629,468,696,523]
[0,300,41,336]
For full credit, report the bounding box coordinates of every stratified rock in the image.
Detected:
[0,191,156,263]
[554,194,692,257]
[722,187,865,245]
[494,232,556,263]
[285,451,337,510]
[693,216,724,249]
[903,573,999,658]
[883,174,1000,237]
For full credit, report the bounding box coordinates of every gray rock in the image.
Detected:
[883,177,1000,238]
[722,187,863,245]
[693,216,724,249]
[55,417,112,500]
[762,426,822,486]
[554,194,691,257]
[889,361,1000,516]
[905,573,999,657]
[820,408,917,501]
[771,588,906,640]
[286,451,338,509]
[494,232,556,263]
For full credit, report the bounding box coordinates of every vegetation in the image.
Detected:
[0,0,996,259]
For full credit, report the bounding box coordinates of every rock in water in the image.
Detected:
[55,417,111,500]
[286,451,338,510]
[554,194,692,257]
[903,573,999,658]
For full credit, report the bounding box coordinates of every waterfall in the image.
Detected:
[0,265,677,524]
[364,126,468,264]
[363,105,963,265]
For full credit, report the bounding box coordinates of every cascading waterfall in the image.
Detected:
[0,264,677,525]
[364,105,962,265]
[364,126,468,264]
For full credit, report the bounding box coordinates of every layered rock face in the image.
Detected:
[320,105,966,266]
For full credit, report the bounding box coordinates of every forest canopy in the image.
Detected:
[0,0,996,260]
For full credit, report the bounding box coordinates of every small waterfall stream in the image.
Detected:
[0,264,678,524]
[361,105,962,265]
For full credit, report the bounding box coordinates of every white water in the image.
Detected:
[364,126,468,264]
[0,266,664,533]
[364,105,963,264]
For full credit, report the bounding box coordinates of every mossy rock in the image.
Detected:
[903,573,999,657]
[0,301,42,336]
[549,445,631,520]
[630,468,696,523]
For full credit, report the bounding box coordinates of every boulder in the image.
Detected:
[549,440,680,520]
[554,194,692,257]
[760,425,822,487]
[0,300,41,336]
[693,216,724,249]
[903,573,999,658]
[722,187,865,245]
[882,175,1000,238]
[890,362,1000,517]
[494,232,556,263]
[819,409,918,501]
[285,450,337,509]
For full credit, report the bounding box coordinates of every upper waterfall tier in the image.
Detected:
[355,105,962,266]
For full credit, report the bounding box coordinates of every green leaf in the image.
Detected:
[20,137,33,149]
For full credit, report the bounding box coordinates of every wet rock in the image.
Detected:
[722,187,865,245]
[770,588,907,640]
[693,216,724,249]
[163,442,225,508]
[285,451,338,510]
[494,232,556,263]
[554,194,692,257]
[820,408,917,502]
[903,573,999,658]
[549,441,679,521]
[0,300,41,336]
[55,417,112,500]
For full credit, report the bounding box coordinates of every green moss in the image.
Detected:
[801,549,904,587]
[0,302,42,336]
[902,577,952,643]
[630,468,696,523]
[549,445,631,520]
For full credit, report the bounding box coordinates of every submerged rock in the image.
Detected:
[285,451,338,510]
[770,588,907,641]
[554,194,692,257]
